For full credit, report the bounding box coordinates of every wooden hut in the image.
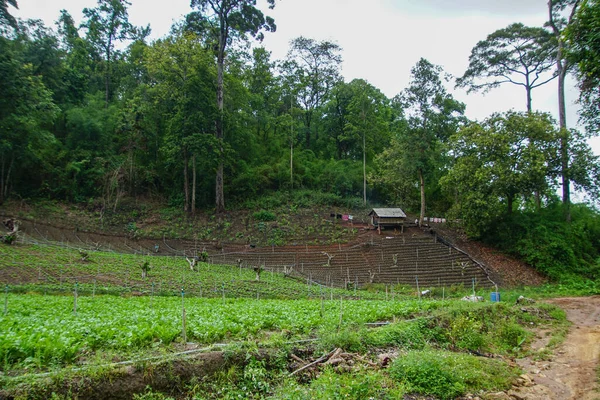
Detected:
[369,208,407,231]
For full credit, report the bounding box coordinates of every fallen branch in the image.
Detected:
[290,354,306,365]
[290,348,337,376]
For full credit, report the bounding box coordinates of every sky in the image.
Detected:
[10,0,590,146]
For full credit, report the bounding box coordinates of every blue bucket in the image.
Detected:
[490,292,501,302]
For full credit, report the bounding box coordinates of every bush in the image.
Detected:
[389,350,518,399]
[253,210,276,222]
[482,203,600,282]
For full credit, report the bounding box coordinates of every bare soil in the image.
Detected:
[509,296,600,400]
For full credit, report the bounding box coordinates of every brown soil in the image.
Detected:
[510,296,600,400]
[429,222,547,287]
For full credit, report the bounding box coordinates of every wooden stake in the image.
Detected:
[4,285,8,315]
[73,282,78,316]
[181,288,186,343]
[338,296,343,329]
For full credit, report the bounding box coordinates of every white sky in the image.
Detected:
[11,0,597,151]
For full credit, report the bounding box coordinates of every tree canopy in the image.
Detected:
[1,1,600,283]
[456,23,557,112]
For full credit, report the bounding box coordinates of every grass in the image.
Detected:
[389,349,519,400]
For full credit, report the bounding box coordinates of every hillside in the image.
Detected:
[1,199,545,289]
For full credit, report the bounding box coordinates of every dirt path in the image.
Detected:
[509,296,600,400]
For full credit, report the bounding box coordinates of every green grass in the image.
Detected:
[388,349,519,399]
[273,367,406,399]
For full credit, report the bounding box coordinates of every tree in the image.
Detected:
[146,31,217,213]
[81,0,138,106]
[189,0,277,214]
[283,37,343,149]
[547,0,582,221]
[565,0,600,132]
[397,58,465,226]
[443,112,558,236]
[0,37,60,204]
[0,0,17,31]
[337,79,391,205]
[457,23,557,112]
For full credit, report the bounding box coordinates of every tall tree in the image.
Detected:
[565,0,600,132]
[81,0,137,106]
[443,112,558,236]
[283,37,343,149]
[457,23,557,112]
[0,0,17,31]
[396,58,465,226]
[0,37,60,204]
[146,32,217,213]
[547,0,582,221]
[189,0,277,214]
[337,79,391,205]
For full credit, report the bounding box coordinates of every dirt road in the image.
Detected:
[510,296,600,400]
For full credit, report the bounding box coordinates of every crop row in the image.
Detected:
[0,244,399,300]
[0,294,438,370]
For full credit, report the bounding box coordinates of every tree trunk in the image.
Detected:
[418,168,425,227]
[192,154,197,215]
[105,40,112,108]
[4,156,13,201]
[363,130,367,206]
[558,67,570,221]
[304,110,312,148]
[0,152,4,205]
[548,0,579,222]
[183,149,190,213]
[290,96,294,189]
[507,194,514,215]
[215,36,225,214]
[526,86,532,113]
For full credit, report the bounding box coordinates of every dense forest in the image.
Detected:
[2,0,600,281]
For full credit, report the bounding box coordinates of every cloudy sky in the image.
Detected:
[11,0,587,140]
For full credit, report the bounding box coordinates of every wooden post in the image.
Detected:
[416,276,421,301]
[338,296,343,329]
[4,285,8,315]
[181,288,186,343]
[151,282,155,307]
[73,282,78,316]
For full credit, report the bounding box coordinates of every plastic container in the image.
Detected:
[490,292,501,302]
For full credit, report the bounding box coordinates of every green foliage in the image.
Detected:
[133,387,174,400]
[482,204,600,281]
[275,368,405,399]
[389,350,518,399]
[253,210,276,222]
[565,0,600,133]
[456,23,556,111]
[443,111,558,236]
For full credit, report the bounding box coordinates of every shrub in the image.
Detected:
[389,350,518,400]
[253,210,276,222]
